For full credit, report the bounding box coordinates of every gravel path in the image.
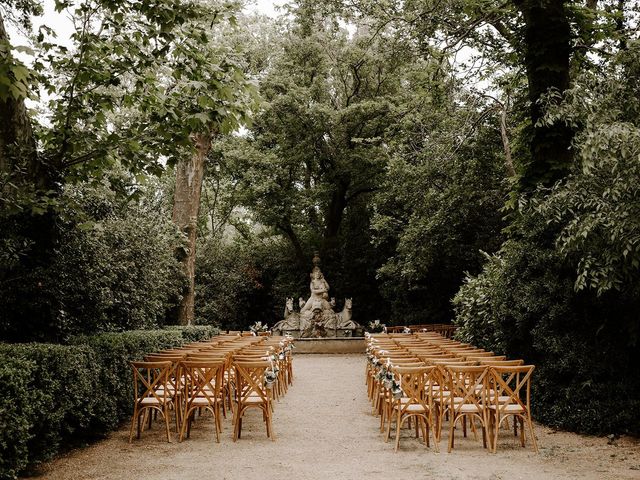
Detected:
[31,354,640,480]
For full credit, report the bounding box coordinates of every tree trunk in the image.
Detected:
[499,97,516,178]
[172,132,211,325]
[513,0,574,190]
[0,13,40,189]
[278,220,306,267]
[324,179,349,244]
[1,12,58,264]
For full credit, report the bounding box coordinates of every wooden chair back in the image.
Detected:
[478,358,524,366]
[180,360,224,405]
[233,360,272,405]
[446,365,489,413]
[392,365,438,410]
[130,360,173,405]
[488,365,534,414]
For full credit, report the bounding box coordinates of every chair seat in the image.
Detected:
[190,397,219,406]
[489,404,525,413]
[140,397,167,405]
[396,403,428,413]
[488,395,512,403]
[239,396,268,405]
[459,403,483,413]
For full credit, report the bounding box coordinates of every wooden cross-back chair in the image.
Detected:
[129,360,173,443]
[185,353,230,416]
[444,365,490,452]
[233,352,286,399]
[276,342,294,387]
[179,360,224,442]
[232,360,275,441]
[372,359,424,418]
[385,366,439,452]
[487,365,538,453]
[144,353,186,429]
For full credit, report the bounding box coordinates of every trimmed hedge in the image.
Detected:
[0,326,218,480]
[162,325,220,342]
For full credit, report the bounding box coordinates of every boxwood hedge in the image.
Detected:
[0,326,218,480]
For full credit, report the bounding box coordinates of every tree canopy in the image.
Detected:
[1,0,639,436]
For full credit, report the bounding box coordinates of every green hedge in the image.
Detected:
[0,327,218,480]
[162,325,220,342]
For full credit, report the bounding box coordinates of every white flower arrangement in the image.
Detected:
[249,321,269,334]
[367,319,386,333]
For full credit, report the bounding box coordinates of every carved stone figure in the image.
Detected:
[272,253,361,337]
[337,298,357,329]
[284,297,294,318]
[300,267,331,314]
[272,297,300,334]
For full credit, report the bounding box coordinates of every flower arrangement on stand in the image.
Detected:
[263,352,279,389]
[376,359,404,400]
[367,319,386,333]
[250,321,269,335]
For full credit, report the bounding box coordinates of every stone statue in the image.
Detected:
[300,267,331,314]
[284,297,295,318]
[337,298,357,329]
[273,297,300,333]
[272,252,362,337]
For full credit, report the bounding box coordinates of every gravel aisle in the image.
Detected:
[31,354,639,480]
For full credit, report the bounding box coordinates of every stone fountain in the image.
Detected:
[272,252,362,338]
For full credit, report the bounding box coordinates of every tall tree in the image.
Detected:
[168,13,258,325]
[225,8,411,268]
[1,0,256,329]
[512,0,574,190]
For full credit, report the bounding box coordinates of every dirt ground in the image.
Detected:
[28,354,640,480]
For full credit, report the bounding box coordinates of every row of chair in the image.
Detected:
[129,333,295,443]
[384,324,458,337]
[365,332,538,453]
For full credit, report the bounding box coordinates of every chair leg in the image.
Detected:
[385,406,393,442]
[137,411,143,439]
[164,407,172,443]
[394,409,402,452]
[129,406,138,443]
[526,416,539,453]
[179,408,188,442]
[420,417,428,447]
[448,416,456,453]
[232,407,240,442]
[493,415,501,454]
[430,413,440,453]
[267,409,275,441]
[214,409,220,443]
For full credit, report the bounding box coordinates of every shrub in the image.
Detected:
[0,175,187,343]
[0,327,218,479]
[69,330,185,433]
[0,344,99,480]
[0,357,34,480]
[194,239,279,330]
[454,232,640,435]
[163,325,220,342]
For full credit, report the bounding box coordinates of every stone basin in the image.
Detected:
[293,337,365,354]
